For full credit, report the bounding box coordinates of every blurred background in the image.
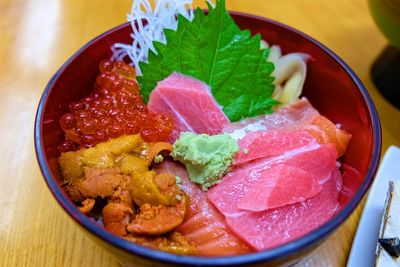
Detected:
[369,0,400,109]
[1,0,399,266]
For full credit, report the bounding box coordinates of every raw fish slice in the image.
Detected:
[224,97,319,134]
[283,143,337,184]
[235,130,316,165]
[237,164,322,211]
[178,208,251,256]
[146,88,190,138]
[207,144,317,216]
[207,144,337,216]
[153,160,251,256]
[305,115,352,158]
[207,166,259,216]
[148,73,230,142]
[225,98,351,158]
[156,72,209,93]
[226,169,342,251]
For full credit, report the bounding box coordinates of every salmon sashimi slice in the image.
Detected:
[305,115,352,158]
[178,205,251,256]
[237,164,323,212]
[225,169,342,251]
[148,73,230,142]
[153,160,252,256]
[234,130,317,165]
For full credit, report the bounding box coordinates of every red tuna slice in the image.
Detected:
[148,73,230,142]
[226,169,342,251]
[283,143,337,184]
[207,144,337,217]
[224,97,319,134]
[207,166,258,216]
[225,97,351,159]
[153,160,252,256]
[237,164,323,212]
[235,130,317,165]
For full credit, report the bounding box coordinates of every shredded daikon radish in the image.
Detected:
[261,40,310,105]
[112,0,197,75]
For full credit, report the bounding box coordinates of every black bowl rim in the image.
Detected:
[34,11,382,266]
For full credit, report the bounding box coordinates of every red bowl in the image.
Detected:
[35,12,381,266]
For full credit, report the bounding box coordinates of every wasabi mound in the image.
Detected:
[171,132,238,190]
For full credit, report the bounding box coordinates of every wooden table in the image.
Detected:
[1,0,399,266]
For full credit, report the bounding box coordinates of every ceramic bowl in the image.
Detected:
[35,12,381,266]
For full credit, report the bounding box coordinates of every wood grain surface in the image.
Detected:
[1,0,399,266]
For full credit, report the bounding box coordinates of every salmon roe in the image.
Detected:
[58,60,174,152]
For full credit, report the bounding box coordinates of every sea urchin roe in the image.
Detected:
[58,59,174,153]
[131,171,180,207]
[123,232,197,255]
[144,142,172,165]
[58,133,191,247]
[102,202,134,236]
[115,153,149,175]
[78,198,96,214]
[127,196,187,236]
[59,135,144,202]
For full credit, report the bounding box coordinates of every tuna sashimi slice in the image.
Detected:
[148,73,230,142]
[224,97,319,135]
[237,164,322,211]
[153,160,251,256]
[207,144,338,216]
[235,130,317,165]
[225,97,351,158]
[225,169,342,251]
[283,143,337,184]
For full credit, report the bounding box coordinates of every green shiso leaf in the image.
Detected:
[137,0,278,122]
